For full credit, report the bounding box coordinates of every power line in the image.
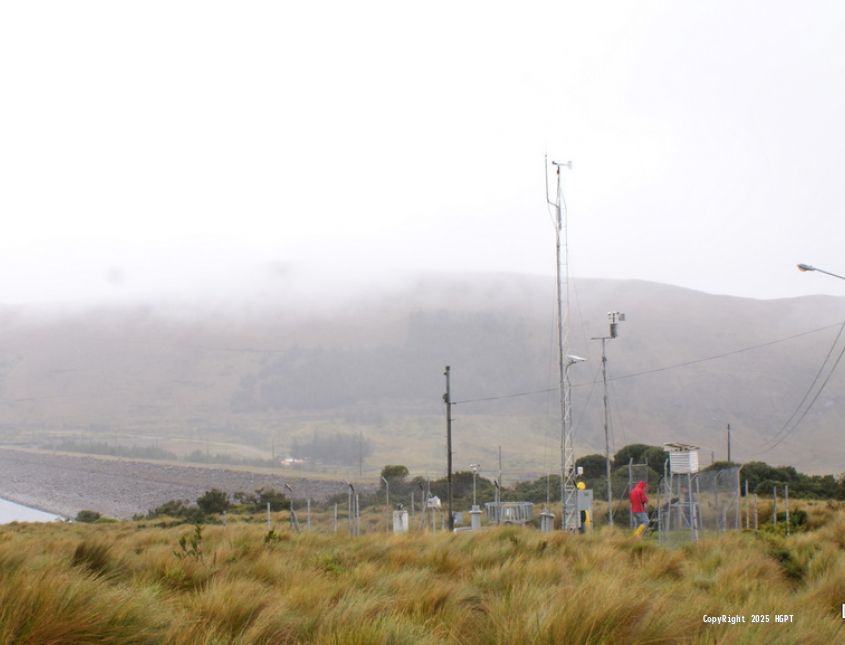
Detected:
[453,387,556,406]
[608,321,845,382]
[753,331,845,455]
[752,319,845,453]
[452,320,844,406]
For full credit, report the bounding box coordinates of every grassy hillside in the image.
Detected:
[2,273,845,475]
[2,504,845,643]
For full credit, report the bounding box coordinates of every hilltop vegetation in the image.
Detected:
[1,502,845,643]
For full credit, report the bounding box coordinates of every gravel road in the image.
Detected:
[0,448,366,519]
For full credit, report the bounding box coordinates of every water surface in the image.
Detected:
[0,497,63,524]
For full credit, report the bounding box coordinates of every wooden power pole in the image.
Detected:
[444,365,454,532]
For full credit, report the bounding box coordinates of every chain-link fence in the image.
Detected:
[580,459,742,539]
[657,466,741,543]
[696,466,742,532]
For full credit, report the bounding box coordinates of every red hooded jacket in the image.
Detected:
[629,480,648,513]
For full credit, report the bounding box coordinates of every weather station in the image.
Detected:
[546,156,589,531]
[660,443,701,542]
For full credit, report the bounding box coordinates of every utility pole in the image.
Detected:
[496,446,502,526]
[598,336,611,525]
[546,155,579,531]
[498,446,502,493]
[727,423,731,463]
[444,365,454,532]
[358,431,363,477]
[591,311,625,526]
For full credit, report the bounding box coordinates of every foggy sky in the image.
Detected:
[1,1,844,306]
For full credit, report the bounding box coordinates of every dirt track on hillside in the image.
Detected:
[0,448,361,519]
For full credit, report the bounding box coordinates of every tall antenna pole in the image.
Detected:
[600,337,611,524]
[444,365,454,532]
[546,155,576,530]
[592,311,625,526]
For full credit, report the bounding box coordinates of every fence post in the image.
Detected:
[355,494,360,536]
[772,486,777,528]
[785,484,790,535]
[753,494,758,531]
[744,480,750,529]
[713,471,720,531]
[664,461,671,536]
[348,488,353,535]
[689,472,698,542]
[735,469,741,530]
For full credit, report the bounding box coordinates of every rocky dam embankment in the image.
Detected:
[0,448,361,519]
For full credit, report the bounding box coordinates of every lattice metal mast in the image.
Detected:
[546,156,577,530]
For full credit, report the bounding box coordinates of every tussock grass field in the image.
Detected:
[2,505,845,644]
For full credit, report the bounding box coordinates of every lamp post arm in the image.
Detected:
[798,264,845,281]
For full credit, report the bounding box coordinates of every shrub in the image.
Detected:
[381,465,409,482]
[145,499,206,524]
[75,510,102,523]
[254,488,289,512]
[196,489,230,515]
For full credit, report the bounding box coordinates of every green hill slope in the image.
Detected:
[1,273,844,476]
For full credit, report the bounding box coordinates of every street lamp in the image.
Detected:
[797,263,845,281]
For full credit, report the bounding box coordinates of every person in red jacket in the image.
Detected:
[629,480,649,528]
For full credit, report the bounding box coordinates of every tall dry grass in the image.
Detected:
[1,508,845,643]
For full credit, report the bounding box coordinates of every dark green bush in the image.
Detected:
[75,510,102,523]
